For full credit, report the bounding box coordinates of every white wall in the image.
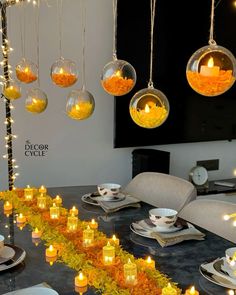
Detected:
[0,0,236,191]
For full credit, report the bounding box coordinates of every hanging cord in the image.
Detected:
[148,0,156,88]
[209,0,216,46]
[81,0,86,90]
[57,0,63,58]
[35,0,40,86]
[112,0,117,60]
[19,2,26,58]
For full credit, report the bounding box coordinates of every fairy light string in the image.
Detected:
[148,0,156,89]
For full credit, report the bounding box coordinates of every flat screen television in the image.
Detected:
[114,0,236,148]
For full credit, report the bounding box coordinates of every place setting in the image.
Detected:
[199,246,236,289]
[0,234,26,272]
[130,208,205,247]
[81,183,141,213]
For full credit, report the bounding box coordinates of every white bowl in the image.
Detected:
[225,247,236,270]
[149,208,178,228]
[97,183,121,200]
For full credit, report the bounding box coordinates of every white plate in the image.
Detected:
[3,287,59,295]
[0,244,26,272]
[130,223,155,239]
[82,192,126,206]
[220,257,236,279]
[0,246,15,264]
[200,259,236,290]
[134,219,182,233]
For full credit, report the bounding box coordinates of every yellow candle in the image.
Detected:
[32,227,42,239]
[83,225,94,247]
[145,256,155,269]
[75,272,88,288]
[162,283,177,295]
[200,57,220,77]
[69,205,79,216]
[123,258,137,285]
[16,213,26,223]
[67,214,78,232]
[50,203,60,219]
[103,241,115,265]
[89,219,98,230]
[185,286,199,295]
[24,185,34,201]
[53,195,62,206]
[110,234,120,246]
[45,245,57,257]
[4,201,13,211]
[37,193,47,209]
[39,185,47,195]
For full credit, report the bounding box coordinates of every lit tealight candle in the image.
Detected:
[54,195,62,206]
[24,185,34,201]
[185,286,199,295]
[32,227,42,239]
[50,203,60,219]
[69,205,79,216]
[4,201,13,211]
[145,256,155,269]
[200,57,220,77]
[110,234,120,246]
[67,213,78,232]
[74,272,88,294]
[89,219,98,230]
[45,245,57,258]
[37,193,47,209]
[103,241,115,265]
[39,185,47,195]
[83,225,94,247]
[16,213,26,224]
[162,283,177,295]
[123,258,137,285]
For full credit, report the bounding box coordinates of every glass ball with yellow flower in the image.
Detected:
[186,44,236,96]
[25,88,48,114]
[3,79,21,100]
[15,58,38,84]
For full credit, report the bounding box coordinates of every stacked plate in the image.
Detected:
[0,244,26,272]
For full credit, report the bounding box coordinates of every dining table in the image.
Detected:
[0,185,235,295]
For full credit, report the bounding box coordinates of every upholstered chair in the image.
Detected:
[123,172,197,212]
[179,198,236,243]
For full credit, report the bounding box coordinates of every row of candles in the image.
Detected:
[3,185,201,295]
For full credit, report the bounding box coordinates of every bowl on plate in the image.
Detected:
[97,183,121,200]
[225,247,236,270]
[149,208,178,228]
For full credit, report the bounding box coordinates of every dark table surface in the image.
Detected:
[0,185,235,295]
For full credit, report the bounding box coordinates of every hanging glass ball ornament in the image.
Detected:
[186,44,236,96]
[66,88,95,120]
[25,88,48,114]
[51,57,78,88]
[129,86,169,129]
[15,58,38,84]
[101,59,136,96]
[3,79,21,100]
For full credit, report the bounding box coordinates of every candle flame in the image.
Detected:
[32,98,38,104]
[115,70,121,77]
[207,57,214,68]
[75,104,80,111]
[50,261,53,266]
[72,206,76,210]
[35,227,39,233]
[6,201,9,205]
[49,245,54,251]
[27,185,30,188]
[228,290,234,295]
[19,213,23,218]
[144,104,150,113]
[190,286,195,294]
[24,67,29,73]
[79,272,84,280]
[146,256,152,263]
[112,234,117,240]
[53,203,56,207]
[59,68,64,74]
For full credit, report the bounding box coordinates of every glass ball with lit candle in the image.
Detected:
[15,58,38,83]
[186,44,236,96]
[129,86,169,129]
[50,57,78,87]
[25,88,48,114]
[3,79,21,100]
[101,59,136,96]
[66,88,95,120]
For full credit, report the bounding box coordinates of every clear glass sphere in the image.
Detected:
[50,57,78,88]
[101,59,136,96]
[129,87,169,129]
[186,44,236,96]
[15,58,38,83]
[66,88,95,120]
[3,79,21,100]
[25,88,48,114]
